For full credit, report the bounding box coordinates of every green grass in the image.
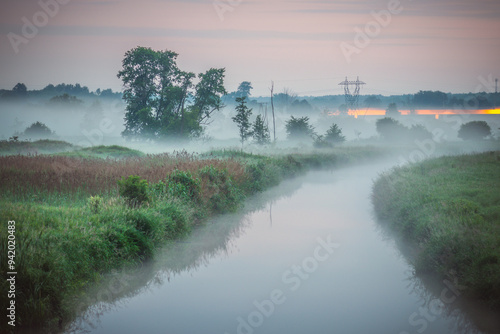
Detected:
[0,144,389,332]
[372,151,500,308]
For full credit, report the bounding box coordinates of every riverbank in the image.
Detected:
[0,143,387,333]
[372,152,500,309]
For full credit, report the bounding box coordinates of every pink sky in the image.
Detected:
[1,0,499,96]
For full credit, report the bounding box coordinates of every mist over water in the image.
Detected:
[66,161,498,334]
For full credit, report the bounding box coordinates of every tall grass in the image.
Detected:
[372,151,500,308]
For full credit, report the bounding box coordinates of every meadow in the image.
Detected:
[372,152,500,309]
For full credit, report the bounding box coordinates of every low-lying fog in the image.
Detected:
[1,95,499,155]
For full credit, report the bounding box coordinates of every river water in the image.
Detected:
[66,161,497,334]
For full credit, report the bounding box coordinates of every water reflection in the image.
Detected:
[374,218,500,334]
[64,176,304,334]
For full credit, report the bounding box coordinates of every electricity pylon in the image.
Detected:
[339,76,366,110]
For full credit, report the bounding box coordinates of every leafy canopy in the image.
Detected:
[117,47,227,140]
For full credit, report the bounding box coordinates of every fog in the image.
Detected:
[1,95,499,156]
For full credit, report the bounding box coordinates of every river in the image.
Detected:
[66,160,496,334]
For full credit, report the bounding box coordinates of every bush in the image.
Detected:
[157,201,190,238]
[376,117,407,141]
[458,121,491,140]
[285,116,315,141]
[117,175,149,207]
[23,121,55,139]
[376,117,432,142]
[199,165,243,213]
[166,169,201,202]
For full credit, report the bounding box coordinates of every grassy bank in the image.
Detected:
[372,152,500,308]
[0,144,387,332]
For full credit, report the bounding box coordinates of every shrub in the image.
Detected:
[199,165,243,213]
[166,169,201,202]
[325,123,346,144]
[458,121,491,140]
[23,121,55,139]
[285,116,315,141]
[376,118,432,142]
[117,175,149,207]
[157,201,191,238]
[376,117,407,141]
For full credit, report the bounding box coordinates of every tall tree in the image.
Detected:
[232,97,253,146]
[236,81,253,98]
[117,47,226,140]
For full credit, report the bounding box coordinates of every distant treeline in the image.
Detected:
[1,82,498,111]
[0,83,122,101]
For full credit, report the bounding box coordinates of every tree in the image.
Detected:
[117,47,226,140]
[285,116,315,140]
[289,99,313,113]
[236,81,253,98]
[192,68,227,125]
[252,115,270,145]
[324,123,346,144]
[274,88,297,110]
[23,121,55,139]
[458,121,491,140]
[385,103,400,117]
[376,117,406,141]
[364,95,382,108]
[413,90,448,108]
[1,83,28,99]
[232,97,253,146]
[376,117,432,142]
[48,93,83,106]
[12,83,27,97]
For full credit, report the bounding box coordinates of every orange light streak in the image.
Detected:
[344,108,500,117]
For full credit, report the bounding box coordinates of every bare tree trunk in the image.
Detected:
[270,81,276,142]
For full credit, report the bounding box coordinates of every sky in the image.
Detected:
[1,0,499,97]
